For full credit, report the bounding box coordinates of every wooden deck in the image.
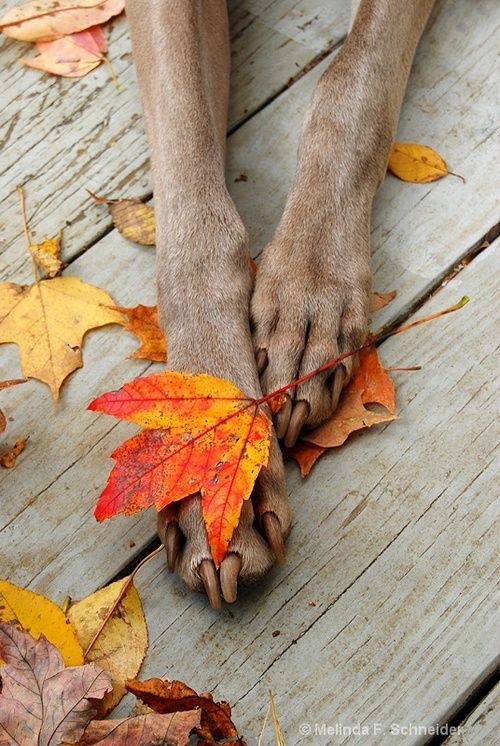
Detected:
[1,0,499,743]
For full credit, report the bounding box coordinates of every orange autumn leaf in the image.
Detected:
[288,347,397,476]
[0,437,28,468]
[0,0,124,42]
[21,25,107,77]
[89,372,272,566]
[370,289,397,312]
[110,304,167,362]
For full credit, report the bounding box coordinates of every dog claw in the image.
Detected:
[199,559,221,609]
[165,521,182,573]
[331,366,345,412]
[284,400,310,448]
[220,553,242,603]
[262,511,286,564]
[274,394,292,439]
[256,348,268,374]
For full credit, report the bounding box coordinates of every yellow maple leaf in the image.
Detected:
[0,276,123,399]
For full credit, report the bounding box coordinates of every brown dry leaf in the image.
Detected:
[288,346,397,475]
[0,622,111,745]
[0,378,26,433]
[0,0,124,42]
[0,436,27,468]
[21,26,107,78]
[388,143,464,183]
[79,710,201,745]
[127,677,242,743]
[88,191,155,245]
[68,578,148,715]
[0,276,124,399]
[370,289,397,312]
[29,229,64,277]
[110,304,167,362]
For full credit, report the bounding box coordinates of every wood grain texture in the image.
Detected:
[0,0,498,739]
[0,0,350,283]
[445,683,500,745]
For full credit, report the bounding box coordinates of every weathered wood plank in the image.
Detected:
[115,242,500,742]
[1,0,498,600]
[445,683,500,745]
[0,0,350,283]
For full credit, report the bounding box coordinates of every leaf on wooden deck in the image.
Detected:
[288,347,397,475]
[110,304,167,362]
[0,578,84,665]
[388,143,464,183]
[21,26,107,77]
[0,276,124,399]
[68,578,148,715]
[0,623,111,745]
[88,191,155,245]
[28,229,64,277]
[79,709,201,745]
[0,0,124,42]
[127,678,242,744]
[370,289,397,312]
[89,372,272,566]
[0,437,27,468]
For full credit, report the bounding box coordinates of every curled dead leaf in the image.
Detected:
[68,578,148,714]
[0,437,28,468]
[28,229,64,277]
[88,191,155,245]
[126,677,241,743]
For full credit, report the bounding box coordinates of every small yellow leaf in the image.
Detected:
[29,229,63,278]
[68,578,148,714]
[0,276,124,399]
[388,143,463,183]
[0,578,84,666]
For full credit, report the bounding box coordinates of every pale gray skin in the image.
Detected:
[125,0,436,607]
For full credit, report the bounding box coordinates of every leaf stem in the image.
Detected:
[254,297,469,409]
[83,543,164,658]
[16,185,39,283]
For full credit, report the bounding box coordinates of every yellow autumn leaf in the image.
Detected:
[388,143,463,183]
[29,229,64,278]
[0,276,124,399]
[0,578,84,666]
[68,577,148,714]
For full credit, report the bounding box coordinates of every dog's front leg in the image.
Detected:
[126,0,291,606]
[252,0,436,446]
